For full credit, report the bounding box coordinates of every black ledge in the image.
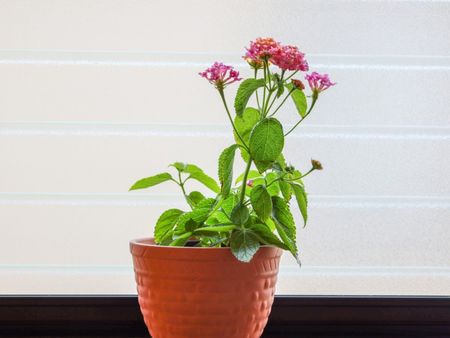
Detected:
[0,295,449,337]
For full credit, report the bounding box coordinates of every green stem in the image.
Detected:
[266,168,315,188]
[284,96,317,137]
[284,70,298,81]
[268,88,295,117]
[254,68,261,111]
[239,157,253,204]
[263,90,274,117]
[218,89,249,151]
[178,171,194,209]
[285,168,315,181]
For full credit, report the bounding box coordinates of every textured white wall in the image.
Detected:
[0,0,449,295]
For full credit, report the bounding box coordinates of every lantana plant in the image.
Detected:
[130,38,335,263]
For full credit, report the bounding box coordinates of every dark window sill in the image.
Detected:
[1,295,449,337]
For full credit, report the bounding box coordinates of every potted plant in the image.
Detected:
[129,37,335,338]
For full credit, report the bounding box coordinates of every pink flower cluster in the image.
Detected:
[244,37,280,68]
[305,72,336,93]
[271,45,309,71]
[244,37,308,72]
[199,62,241,88]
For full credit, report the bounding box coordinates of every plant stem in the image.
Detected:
[254,68,261,111]
[239,157,253,204]
[284,96,317,137]
[284,70,298,81]
[218,89,249,151]
[178,171,194,209]
[269,88,295,117]
[283,168,315,182]
[266,168,315,188]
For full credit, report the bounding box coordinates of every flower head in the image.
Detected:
[305,72,336,94]
[199,62,241,89]
[271,45,309,71]
[247,179,254,187]
[244,37,281,68]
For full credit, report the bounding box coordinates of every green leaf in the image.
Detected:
[272,196,298,257]
[189,171,220,193]
[230,204,249,225]
[230,228,260,262]
[234,79,266,117]
[187,191,205,207]
[250,185,272,221]
[291,183,308,227]
[279,180,292,201]
[194,225,236,235]
[250,223,288,250]
[170,162,202,174]
[154,209,184,244]
[249,118,284,173]
[265,172,280,196]
[129,172,172,191]
[235,170,261,184]
[218,144,239,198]
[234,107,260,161]
[286,83,307,117]
[190,198,216,223]
[169,231,193,246]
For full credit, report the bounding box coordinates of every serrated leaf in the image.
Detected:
[187,191,205,207]
[234,79,266,116]
[129,172,172,191]
[190,198,216,223]
[279,180,292,201]
[272,196,298,257]
[218,144,239,198]
[286,83,307,118]
[291,183,308,227]
[230,228,260,262]
[230,204,250,225]
[154,209,184,244]
[189,171,220,193]
[265,172,280,196]
[249,118,284,173]
[250,223,288,250]
[234,107,260,161]
[250,185,272,221]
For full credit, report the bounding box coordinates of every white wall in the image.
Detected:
[0,0,449,295]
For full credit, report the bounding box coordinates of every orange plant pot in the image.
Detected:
[130,238,283,338]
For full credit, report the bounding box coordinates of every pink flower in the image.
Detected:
[247,180,254,187]
[271,45,309,71]
[244,37,281,68]
[199,62,241,89]
[305,72,336,93]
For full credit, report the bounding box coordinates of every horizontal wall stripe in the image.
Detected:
[1,264,450,275]
[1,51,450,70]
[1,123,449,140]
[0,193,449,209]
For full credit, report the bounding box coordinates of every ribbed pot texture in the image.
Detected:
[130,238,283,338]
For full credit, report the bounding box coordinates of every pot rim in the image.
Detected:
[130,237,277,250]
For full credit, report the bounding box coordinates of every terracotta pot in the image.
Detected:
[130,238,283,338]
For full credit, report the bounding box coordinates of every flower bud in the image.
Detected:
[311,159,323,170]
[291,79,305,90]
[247,180,254,187]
